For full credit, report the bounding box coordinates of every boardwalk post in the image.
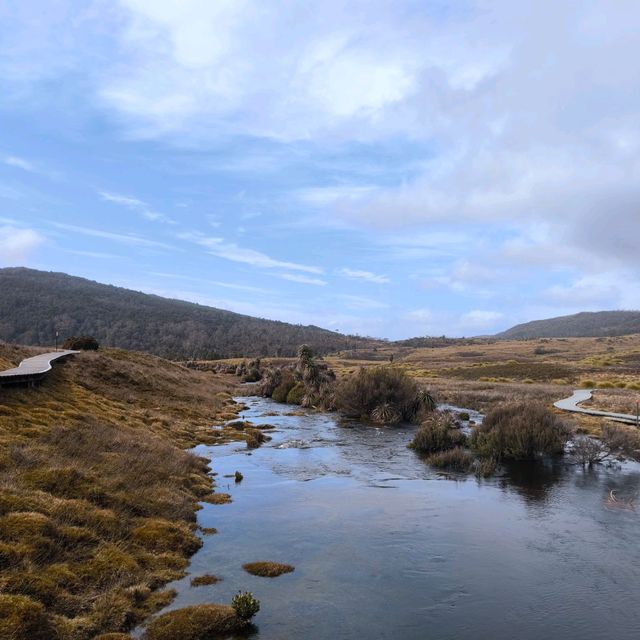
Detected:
[55,330,59,352]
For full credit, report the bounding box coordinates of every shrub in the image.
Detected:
[242,561,295,577]
[271,374,296,404]
[426,448,474,472]
[286,382,306,405]
[570,436,611,466]
[231,591,260,620]
[409,413,466,453]
[242,369,261,383]
[63,335,100,350]
[601,423,640,461]
[469,402,571,460]
[335,367,432,424]
[473,456,498,478]
[143,604,247,640]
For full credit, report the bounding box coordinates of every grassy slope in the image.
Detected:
[0,345,245,639]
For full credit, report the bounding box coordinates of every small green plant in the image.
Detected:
[231,591,260,621]
[234,470,243,483]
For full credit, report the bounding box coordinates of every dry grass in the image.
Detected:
[242,561,295,577]
[0,344,245,639]
[190,574,220,587]
[142,604,248,640]
[587,390,640,417]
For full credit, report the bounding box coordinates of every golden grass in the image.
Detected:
[142,604,247,640]
[242,561,295,577]
[190,574,220,587]
[0,344,246,639]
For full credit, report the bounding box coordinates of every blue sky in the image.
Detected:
[1,1,640,339]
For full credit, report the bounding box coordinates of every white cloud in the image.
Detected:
[52,222,173,249]
[3,155,35,172]
[99,190,146,208]
[99,189,174,224]
[182,232,323,274]
[338,267,389,284]
[277,273,327,286]
[0,225,45,264]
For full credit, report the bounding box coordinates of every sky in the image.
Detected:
[1,0,640,339]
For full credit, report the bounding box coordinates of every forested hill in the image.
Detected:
[0,268,375,359]
[496,311,640,339]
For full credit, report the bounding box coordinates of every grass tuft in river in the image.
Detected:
[242,561,295,577]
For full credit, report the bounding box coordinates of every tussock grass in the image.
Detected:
[0,344,242,639]
[409,413,466,453]
[425,448,475,472]
[190,574,220,587]
[142,604,248,640]
[242,561,295,577]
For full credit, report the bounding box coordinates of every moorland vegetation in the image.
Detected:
[0,344,250,639]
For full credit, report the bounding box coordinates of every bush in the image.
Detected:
[601,423,640,461]
[242,368,261,383]
[570,436,610,466]
[426,448,474,472]
[62,335,100,350]
[143,604,248,640]
[286,383,306,405]
[335,367,433,424]
[231,591,260,621]
[470,402,571,460]
[271,372,296,404]
[409,413,466,453]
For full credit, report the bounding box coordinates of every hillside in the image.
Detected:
[496,311,640,340]
[0,268,374,359]
[0,344,251,638]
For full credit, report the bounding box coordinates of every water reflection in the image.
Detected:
[141,397,640,640]
[499,458,568,505]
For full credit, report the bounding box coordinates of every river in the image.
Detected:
[143,396,640,639]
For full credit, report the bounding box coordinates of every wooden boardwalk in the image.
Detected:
[0,350,80,387]
[554,389,639,426]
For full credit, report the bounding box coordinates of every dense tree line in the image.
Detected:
[0,268,378,359]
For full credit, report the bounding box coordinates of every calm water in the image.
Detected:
[145,397,640,639]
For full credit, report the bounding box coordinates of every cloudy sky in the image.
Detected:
[1,1,639,338]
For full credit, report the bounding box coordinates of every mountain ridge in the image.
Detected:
[0,267,377,359]
[496,310,640,340]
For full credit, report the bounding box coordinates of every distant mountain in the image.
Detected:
[0,268,376,359]
[496,311,640,340]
